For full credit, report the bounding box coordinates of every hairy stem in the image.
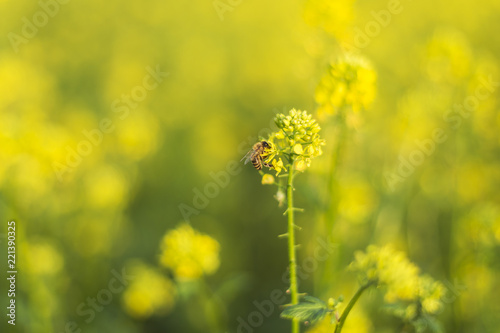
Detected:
[287,158,299,333]
[334,282,373,333]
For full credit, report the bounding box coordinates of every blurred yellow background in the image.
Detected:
[0,0,499,332]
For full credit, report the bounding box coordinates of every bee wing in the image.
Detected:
[240,149,254,164]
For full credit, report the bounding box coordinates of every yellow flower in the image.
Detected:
[84,165,129,209]
[315,55,376,116]
[418,275,446,315]
[22,240,64,276]
[261,174,275,185]
[349,245,445,322]
[275,131,285,140]
[294,159,307,171]
[122,261,176,319]
[293,144,304,154]
[272,158,287,175]
[266,109,325,173]
[159,223,220,280]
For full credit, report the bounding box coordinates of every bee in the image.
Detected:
[241,141,272,170]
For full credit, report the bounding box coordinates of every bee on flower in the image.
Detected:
[244,109,325,178]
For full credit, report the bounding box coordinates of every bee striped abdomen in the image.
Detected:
[252,156,262,170]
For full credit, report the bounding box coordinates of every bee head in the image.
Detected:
[262,141,270,148]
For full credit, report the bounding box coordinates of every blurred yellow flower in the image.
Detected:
[159,223,220,280]
[351,245,420,299]
[294,159,307,172]
[262,174,275,185]
[122,261,177,319]
[22,240,64,276]
[315,55,376,116]
[419,275,446,314]
[349,245,445,321]
[303,0,355,40]
[85,165,129,209]
[424,28,473,84]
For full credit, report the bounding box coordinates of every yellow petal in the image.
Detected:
[295,159,307,171]
[293,144,304,154]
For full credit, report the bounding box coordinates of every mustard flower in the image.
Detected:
[159,223,220,280]
[22,241,64,276]
[122,261,177,319]
[418,275,446,315]
[349,245,445,325]
[264,109,325,174]
[315,55,376,116]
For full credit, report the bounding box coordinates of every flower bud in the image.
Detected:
[261,174,275,185]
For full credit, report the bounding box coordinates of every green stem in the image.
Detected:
[199,278,228,332]
[316,114,347,293]
[334,282,373,333]
[326,113,347,216]
[286,159,299,333]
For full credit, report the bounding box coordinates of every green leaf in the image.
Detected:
[280,296,328,325]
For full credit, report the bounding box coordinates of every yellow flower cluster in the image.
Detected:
[349,245,445,321]
[122,261,177,319]
[418,275,446,314]
[265,109,325,174]
[315,55,376,116]
[159,223,220,280]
